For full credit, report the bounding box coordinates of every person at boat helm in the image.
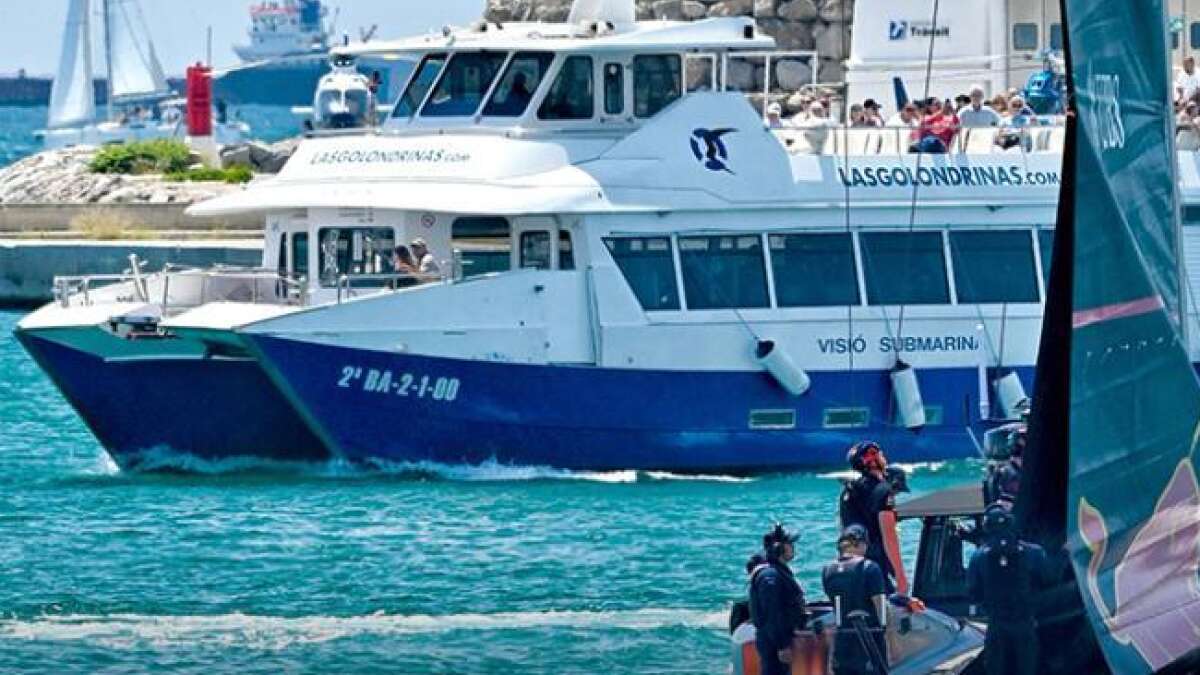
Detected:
[839,441,923,611]
[968,503,1053,675]
[410,238,440,276]
[748,524,808,675]
[822,525,889,675]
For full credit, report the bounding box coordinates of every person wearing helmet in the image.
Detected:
[967,503,1053,675]
[748,524,808,675]
[839,441,909,597]
[822,525,888,675]
[983,423,1026,506]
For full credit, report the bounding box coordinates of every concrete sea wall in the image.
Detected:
[0,240,262,306]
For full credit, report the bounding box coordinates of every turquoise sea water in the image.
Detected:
[0,309,982,673]
[0,105,305,169]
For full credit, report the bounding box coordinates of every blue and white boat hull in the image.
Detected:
[16,326,328,469]
[245,333,1023,472]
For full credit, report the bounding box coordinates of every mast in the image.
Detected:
[103,0,114,121]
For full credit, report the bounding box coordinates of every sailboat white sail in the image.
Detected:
[567,0,636,27]
[104,0,169,100]
[47,0,95,129]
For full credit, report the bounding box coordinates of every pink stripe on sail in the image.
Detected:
[1072,296,1164,329]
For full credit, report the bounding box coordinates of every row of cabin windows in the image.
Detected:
[393,51,683,122]
[606,230,1055,312]
[1171,24,1200,50]
[1012,23,1063,52]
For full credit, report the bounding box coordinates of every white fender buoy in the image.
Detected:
[756,340,811,396]
[891,361,926,429]
[994,370,1029,420]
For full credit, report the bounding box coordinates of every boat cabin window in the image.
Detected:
[293,233,309,278]
[483,52,554,117]
[453,216,512,278]
[277,232,309,279]
[860,232,950,305]
[1012,23,1038,51]
[1038,229,1055,286]
[1192,22,1200,50]
[769,233,860,307]
[604,237,680,311]
[538,55,595,120]
[633,55,682,118]
[520,231,552,269]
[317,227,395,287]
[559,231,575,271]
[394,53,447,118]
[422,51,508,117]
[678,235,770,310]
[1050,23,1064,51]
[949,231,1040,304]
[603,63,624,115]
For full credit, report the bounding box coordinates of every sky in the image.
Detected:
[0,0,484,77]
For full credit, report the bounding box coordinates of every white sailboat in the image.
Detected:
[38,0,247,149]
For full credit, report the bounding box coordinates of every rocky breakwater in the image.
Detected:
[0,141,297,238]
[484,0,853,107]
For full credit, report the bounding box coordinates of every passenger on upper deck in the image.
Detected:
[797,101,835,150]
[1177,57,1200,104]
[885,102,919,128]
[862,99,884,127]
[958,85,1002,128]
[995,96,1037,151]
[910,99,959,153]
[766,102,786,129]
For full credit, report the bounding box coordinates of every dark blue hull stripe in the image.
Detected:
[17,331,330,468]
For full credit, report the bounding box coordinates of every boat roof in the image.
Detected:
[896,484,985,519]
[337,17,775,58]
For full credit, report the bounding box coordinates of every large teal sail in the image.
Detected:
[1057,0,1200,672]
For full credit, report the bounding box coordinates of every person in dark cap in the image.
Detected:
[749,523,807,675]
[862,98,884,127]
[968,503,1053,675]
[823,525,889,675]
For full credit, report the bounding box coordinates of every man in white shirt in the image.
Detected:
[886,102,920,128]
[958,85,1002,127]
[1177,57,1200,103]
[766,102,787,129]
[411,238,440,276]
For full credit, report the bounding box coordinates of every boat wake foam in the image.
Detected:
[96,450,756,484]
[0,608,725,649]
[815,461,950,481]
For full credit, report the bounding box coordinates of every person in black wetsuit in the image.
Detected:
[968,503,1053,675]
[822,525,889,675]
[839,441,910,598]
[749,524,807,675]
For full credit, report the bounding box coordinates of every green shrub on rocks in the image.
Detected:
[164,166,253,184]
[89,140,192,175]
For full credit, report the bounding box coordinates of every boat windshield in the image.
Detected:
[393,53,447,118]
[483,52,554,117]
[421,51,508,117]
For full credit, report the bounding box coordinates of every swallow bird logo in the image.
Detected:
[1078,457,1200,670]
[689,128,736,174]
[889,21,908,41]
